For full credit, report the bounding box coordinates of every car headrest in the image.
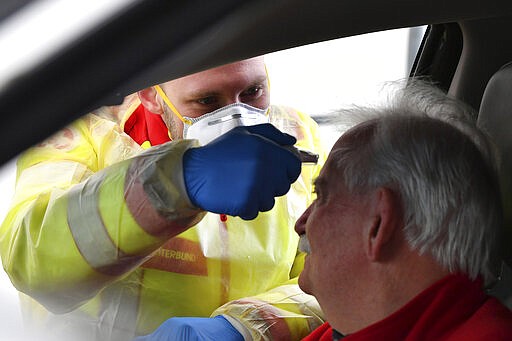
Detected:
[477,62,512,268]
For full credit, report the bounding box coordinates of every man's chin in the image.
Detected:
[298,273,312,295]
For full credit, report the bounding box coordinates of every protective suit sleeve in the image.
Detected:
[211,280,324,341]
[0,114,204,314]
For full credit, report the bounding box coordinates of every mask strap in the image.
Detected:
[264,64,271,116]
[154,85,193,125]
[264,63,271,93]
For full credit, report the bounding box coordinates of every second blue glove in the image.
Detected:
[133,316,243,341]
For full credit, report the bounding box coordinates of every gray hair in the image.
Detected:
[327,80,502,285]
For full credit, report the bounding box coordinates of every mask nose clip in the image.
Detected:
[207,113,243,126]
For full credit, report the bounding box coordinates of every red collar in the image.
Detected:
[124,103,171,146]
[303,274,512,340]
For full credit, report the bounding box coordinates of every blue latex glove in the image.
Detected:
[183,123,301,220]
[133,316,243,341]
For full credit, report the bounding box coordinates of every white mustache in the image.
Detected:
[298,234,311,254]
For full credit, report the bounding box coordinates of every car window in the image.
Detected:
[0,26,425,340]
[266,26,426,148]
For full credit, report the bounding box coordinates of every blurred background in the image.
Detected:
[0,26,425,340]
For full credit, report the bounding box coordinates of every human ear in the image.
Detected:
[366,187,402,261]
[138,87,163,114]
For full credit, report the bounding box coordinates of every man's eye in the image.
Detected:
[242,86,263,97]
[312,185,326,204]
[312,188,321,199]
[197,96,217,105]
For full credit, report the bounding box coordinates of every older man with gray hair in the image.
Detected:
[296,82,512,340]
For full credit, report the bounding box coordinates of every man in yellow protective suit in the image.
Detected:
[0,56,326,340]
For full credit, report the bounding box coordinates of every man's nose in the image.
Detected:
[224,97,241,106]
[295,205,311,235]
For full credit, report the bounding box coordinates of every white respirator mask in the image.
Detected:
[183,103,269,145]
[154,85,269,145]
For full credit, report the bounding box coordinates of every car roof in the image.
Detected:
[1,0,512,165]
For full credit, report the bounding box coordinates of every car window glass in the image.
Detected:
[266,26,426,148]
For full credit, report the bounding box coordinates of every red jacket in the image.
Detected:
[303,274,512,340]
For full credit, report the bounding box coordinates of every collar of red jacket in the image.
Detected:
[303,273,510,341]
[124,103,171,146]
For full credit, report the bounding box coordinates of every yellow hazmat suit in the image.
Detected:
[0,99,326,340]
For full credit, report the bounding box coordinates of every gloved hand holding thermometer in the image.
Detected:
[183,123,302,220]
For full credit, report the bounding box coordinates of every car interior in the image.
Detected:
[1,0,512,332]
[477,63,512,307]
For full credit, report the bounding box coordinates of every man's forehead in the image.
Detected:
[323,124,370,186]
[316,155,340,188]
[167,59,267,94]
[182,58,265,81]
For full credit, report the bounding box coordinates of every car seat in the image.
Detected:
[477,62,512,308]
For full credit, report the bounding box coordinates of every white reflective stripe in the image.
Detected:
[99,271,142,340]
[67,177,128,274]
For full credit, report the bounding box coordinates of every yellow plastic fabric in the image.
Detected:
[0,100,327,340]
[214,279,324,341]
